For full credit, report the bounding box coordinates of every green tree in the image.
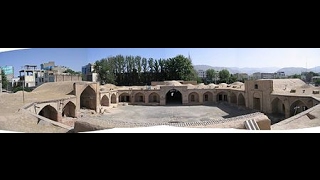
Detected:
[306,71,318,82]
[142,57,148,83]
[64,68,81,75]
[290,74,301,79]
[229,74,238,83]
[206,69,217,83]
[1,69,9,90]
[219,69,230,83]
[166,55,197,81]
[158,59,165,81]
[135,56,142,84]
[12,86,32,93]
[154,59,160,81]
[93,58,116,85]
[191,68,202,83]
[148,58,155,82]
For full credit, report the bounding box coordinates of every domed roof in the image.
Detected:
[231,81,244,86]
[219,83,228,87]
[164,81,182,86]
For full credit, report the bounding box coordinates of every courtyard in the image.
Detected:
[79,103,257,127]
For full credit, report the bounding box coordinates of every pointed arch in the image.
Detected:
[80,85,96,111]
[119,92,130,102]
[135,92,145,103]
[271,97,285,115]
[62,101,76,118]
[111,94,117,104]
[238,93,245,107]
[290,100,307,116]
[38,105,58,121]
[203,91,213,102]
[101,95,109,106]
[166,89,182,105]
[217,91,228,102]
[188,92,199,103]
[230,92,237,104]
[149,92,160,103]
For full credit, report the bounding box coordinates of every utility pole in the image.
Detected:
[23,68,25,104]
[22,79,25,104]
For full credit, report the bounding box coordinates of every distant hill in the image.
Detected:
[309,66,320,73]
[194,65,320,76]
[193,65,279,75]
[276,67,307,76]
[232,67,280,75]
[277,66,320,76]
[193,65,240,74]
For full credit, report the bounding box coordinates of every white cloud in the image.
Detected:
[0,48,30,53]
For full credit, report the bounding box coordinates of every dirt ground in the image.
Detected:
[89,104,256,124]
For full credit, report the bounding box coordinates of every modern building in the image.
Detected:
[41,61,55,70]
[197,70,206,79]
[40,61,68,74]
[0,65,14,81]
[234,73,249,81]
[0,74,2,93]
[275,71,286,79]
[19,64,81,88]
[312,76,320,85]
[19,65,42,87]
[252,72,278,80]
[82,63,98,82]
[11,77,20,88]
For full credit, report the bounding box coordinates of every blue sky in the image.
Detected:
[1,48,320,77]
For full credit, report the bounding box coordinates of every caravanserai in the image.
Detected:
[1,79,320,132]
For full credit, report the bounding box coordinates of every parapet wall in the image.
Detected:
[54,74,82,82]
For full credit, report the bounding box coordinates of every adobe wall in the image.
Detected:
[246,80,273,113]
[24,97,77,122]
[55,74,82,82]
[74,82,100,113]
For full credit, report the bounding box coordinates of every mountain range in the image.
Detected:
[194,65,320,76]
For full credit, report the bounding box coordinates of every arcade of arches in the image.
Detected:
[35,80,320,124]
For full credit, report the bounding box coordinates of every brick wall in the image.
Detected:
[55,74,82,82]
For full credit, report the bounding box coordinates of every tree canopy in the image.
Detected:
[219,69,230,83]
[64,68,81,75]
[205,69,218,84]
[92,54,198,86]
[1,69,9,89]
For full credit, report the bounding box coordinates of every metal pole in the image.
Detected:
[22,80,25,104]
